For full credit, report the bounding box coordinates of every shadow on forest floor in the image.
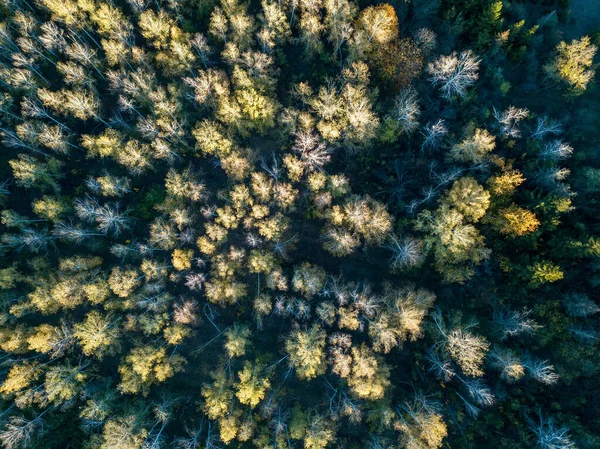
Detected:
[566,0,600,37]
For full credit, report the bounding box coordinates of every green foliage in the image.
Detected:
[441,0,504,48]
[529,261,564,287]
[135,186,166,220]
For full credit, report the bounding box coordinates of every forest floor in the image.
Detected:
[566,0,600,37]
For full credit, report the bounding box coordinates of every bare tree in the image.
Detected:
[539,140,573,161]
[2,228,54,253]
[389,88,421,135]
[0,415,46,449]
[420,119,447,152]
[568,325,598,344]
[493,308,541,340]
[75,196,131,236]
[53,222,104,243]
[191,33,212,67]
[493,106,529,138]
[425,347,455,382]
[534,166,571,194]
[427,50,480,100]
[527,413,576,449]
[562,293,600,317]
[430,311,489,377]
[523,356,559,385]
[458,377,496,407]
[529,116,563,140]
[414,28,437,55]
[292,129,331,172]
[385,235,425,271]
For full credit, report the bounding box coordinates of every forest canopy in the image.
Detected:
[0,0,599,448]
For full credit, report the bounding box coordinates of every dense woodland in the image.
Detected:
[0,0,599,447]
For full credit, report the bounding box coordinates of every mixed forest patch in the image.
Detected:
[0,0,599,448]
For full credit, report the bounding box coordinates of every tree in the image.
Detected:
[27,323,72,356]
[31,195,71,221]
[369,286,436,353]
[324,0,356,60]
[341,195,392,244]
[193,119,233,154]
[420,119,448,152]
[415,203,490,283]
[539,140,574,161]
[0,265,21,290]
[172,249,194,271]
[118,346,186,395]
[321,226,361,257]
[381,88,421,141]
[523,357,560,385]
[0,362,41,396]
[298,4,324,56]
[529,261,564,287]
[487,169,525,196]
[449,128,495,163]
[490,204,540,237]
[202,371,233,420]
[459,377,496,408]
[165,167,206,202]
[115,140,153,175]
[427,51,480,100]
[304,414,335,449]
[446,329,489,377]
[292,129,331,173]
[292,263,326,298]
[101,415,148,449]
[74,311,120,359]
[445,177,490,222]
[87,174,132,197]
[493,106,529,138]
[43,363,87,406]
[340,64,380,147]
[75,197,132,236]
[9,155,63,192]
[489,347,525,383]
[289,407,336,449]
[0,415,46,449]
[368,38,423,90]
[224,324,251,358]
[396,397,448,449]
[493,308,541,340]
[527,413,576,449]
[346,344,391,400]
[562,293,600,318]
[108,267,140,297]
[285,325,327,380]
[544,36,597,97]
[356,4,398,46]
[385,235,425,271]
[138,9,195,74]
[218,414,240,444]
[38,88,100,121]
[431,312,490,377]
[231,85,278,135]
[235,361,270,408]
[258,0,292,51]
